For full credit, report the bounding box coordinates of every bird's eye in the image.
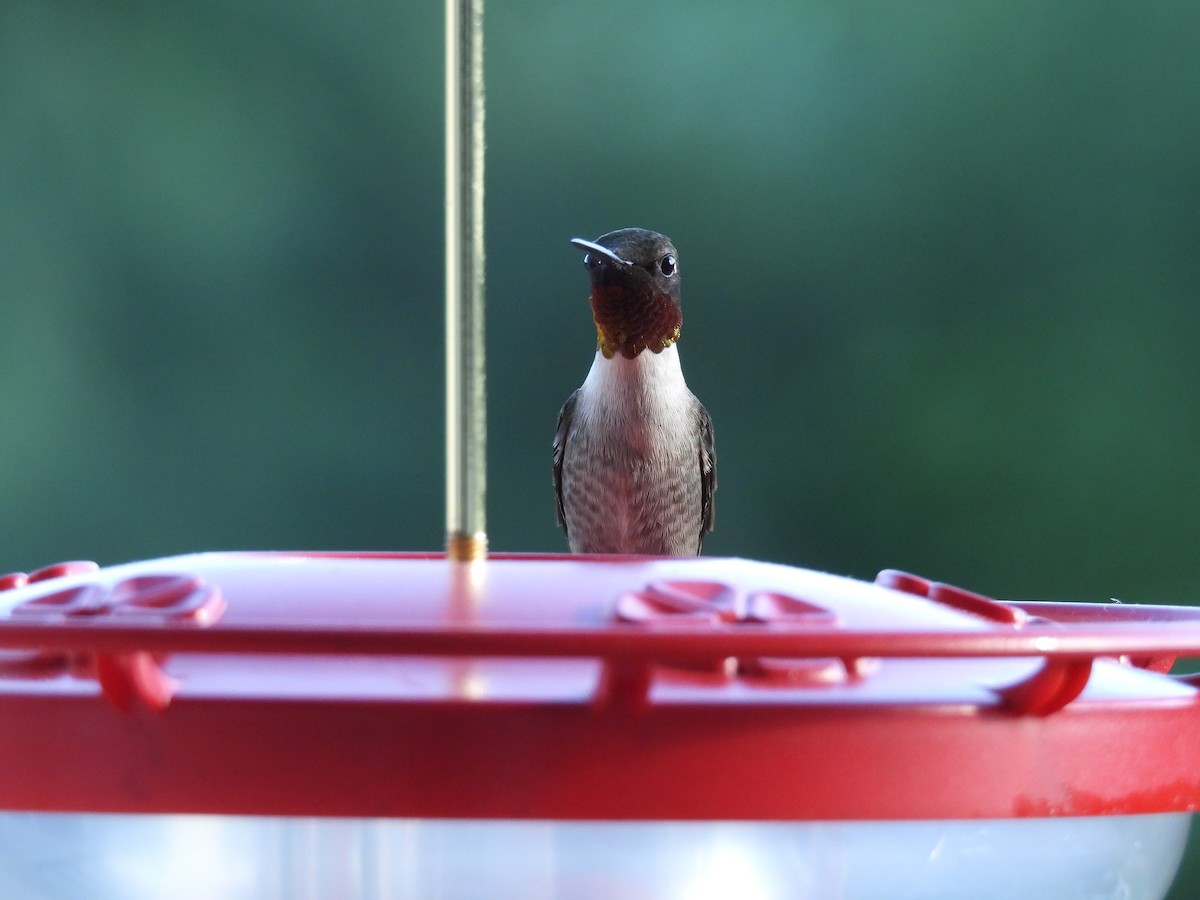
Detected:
[584,253,601,270]
[659,254,677,276]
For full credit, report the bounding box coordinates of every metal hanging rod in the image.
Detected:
[444,0,487,562]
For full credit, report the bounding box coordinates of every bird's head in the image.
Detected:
[570,228,682,360]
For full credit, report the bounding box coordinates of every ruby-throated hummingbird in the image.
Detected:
[552,228,716,555]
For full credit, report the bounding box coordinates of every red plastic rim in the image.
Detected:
[0,552,1193,822]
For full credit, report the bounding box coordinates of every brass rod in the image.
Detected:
[444,0,487,561]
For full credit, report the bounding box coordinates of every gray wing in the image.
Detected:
[552,390,580,535]
[697,401,716,551]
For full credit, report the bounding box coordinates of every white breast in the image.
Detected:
[576,344,695,431]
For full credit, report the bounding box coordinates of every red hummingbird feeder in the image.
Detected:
[1,2,1195,898]
[0,553,1195,898]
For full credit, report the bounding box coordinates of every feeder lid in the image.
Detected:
[0,552,1196,821]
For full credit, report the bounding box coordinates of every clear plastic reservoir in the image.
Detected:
[0,812,1188,900]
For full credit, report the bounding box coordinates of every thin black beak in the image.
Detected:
[570,238,630,266]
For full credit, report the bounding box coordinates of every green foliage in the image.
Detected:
[4,2,1199,596]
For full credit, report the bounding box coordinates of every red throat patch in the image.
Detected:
[590,284,683,359]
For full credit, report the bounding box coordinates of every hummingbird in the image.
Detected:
[552,228,716,555]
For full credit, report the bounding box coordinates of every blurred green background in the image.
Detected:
[2,0,1198,893]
